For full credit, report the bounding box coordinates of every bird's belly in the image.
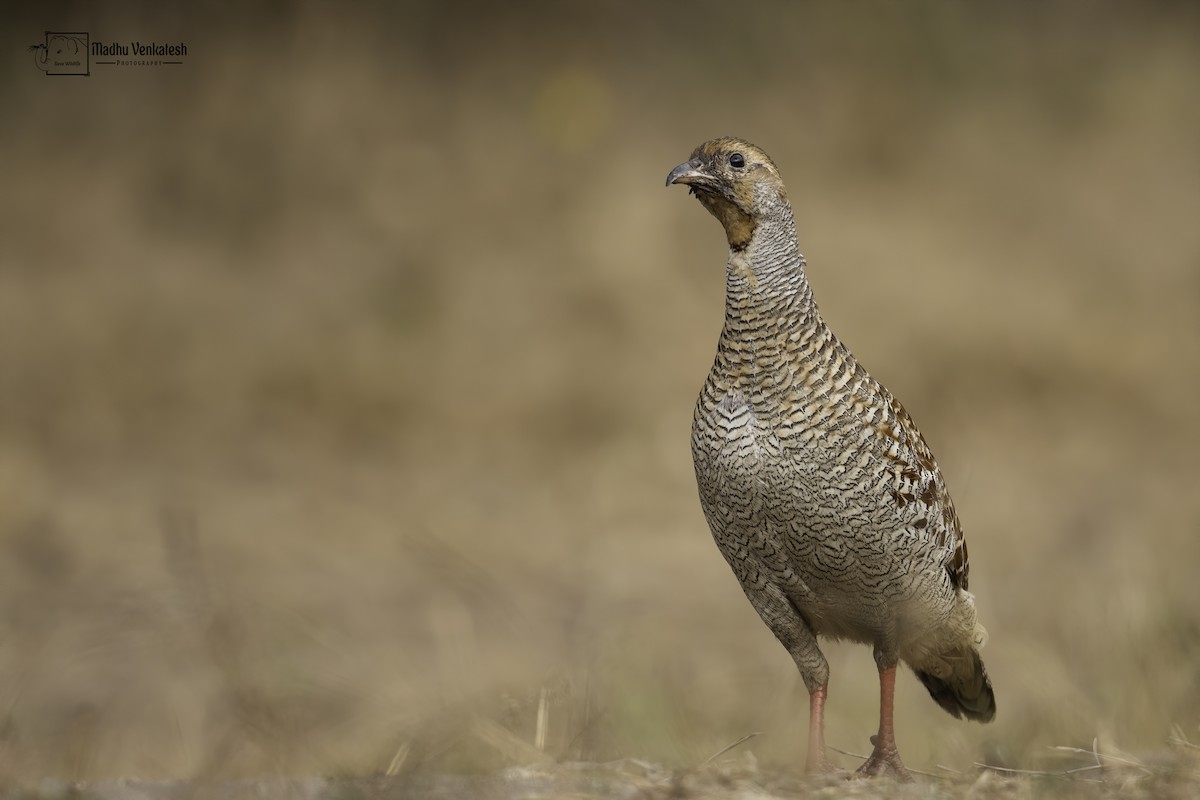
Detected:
[693,392,949,641]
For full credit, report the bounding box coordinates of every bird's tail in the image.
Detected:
[913,646,995,723]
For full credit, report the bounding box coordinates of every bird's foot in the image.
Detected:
[853,735,914,782]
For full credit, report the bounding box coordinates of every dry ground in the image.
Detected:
[1,2,1199,797]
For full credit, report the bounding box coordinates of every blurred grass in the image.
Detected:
[0,0,1198,789]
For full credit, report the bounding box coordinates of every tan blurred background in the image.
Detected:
[1,0,1198,783]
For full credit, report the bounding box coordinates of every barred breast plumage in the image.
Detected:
[667,137,994,780]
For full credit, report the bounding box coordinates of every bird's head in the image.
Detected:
[666,137,789,251]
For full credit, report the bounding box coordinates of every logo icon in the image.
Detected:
[29,31,89,76]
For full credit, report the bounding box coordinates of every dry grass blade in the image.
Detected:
[534,687,548,752]
[384,739,410,776]
[1049,744,1154,774]
[1170,724,1200,750]
[470,716,555,766]
[974,762,1067,777]
[1064,764,1105,775]
[826,744,866,761]
[975,739,1161,781]
[700,731,763,766]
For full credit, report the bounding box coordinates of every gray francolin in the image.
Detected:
[667,137,995,780]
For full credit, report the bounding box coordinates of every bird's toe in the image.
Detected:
[852,736,914,782]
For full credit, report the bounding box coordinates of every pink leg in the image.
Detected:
[854,665,913,781]
[805,684,838,774]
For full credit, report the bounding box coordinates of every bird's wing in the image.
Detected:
[873,392,971,590]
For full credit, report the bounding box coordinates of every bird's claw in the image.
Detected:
[851,735,914,782]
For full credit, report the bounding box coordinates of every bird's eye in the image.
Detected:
[729,153,745,168]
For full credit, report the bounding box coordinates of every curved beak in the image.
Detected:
[665,157,707,188]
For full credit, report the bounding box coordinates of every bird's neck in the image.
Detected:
[721,215,819,338]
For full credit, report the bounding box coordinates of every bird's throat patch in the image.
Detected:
[697,193,757,252]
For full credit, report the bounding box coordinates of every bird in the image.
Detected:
[666,137,994,780]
